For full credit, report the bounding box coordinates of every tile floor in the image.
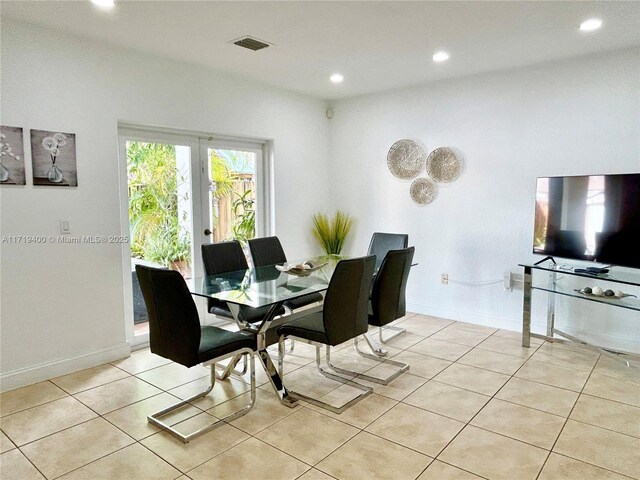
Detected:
[1,313,639,480]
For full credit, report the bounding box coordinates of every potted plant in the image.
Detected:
[311,210,354,255]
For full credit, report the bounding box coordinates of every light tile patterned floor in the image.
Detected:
[1,313,639,480]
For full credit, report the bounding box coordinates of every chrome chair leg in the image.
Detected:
[364,332,388,357]
[280,307,295,354]
[278,337,372,414]
[214,353,248,380]
[350,336,410,385]
[147,348,256,443]
[378,325,406,344]
[273,338,295,363]
[286,339,295,354]
[323,344,386,385]
[278,337,286,379]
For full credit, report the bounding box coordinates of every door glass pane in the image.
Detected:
[207,148,256,245]
[126,141,193,338]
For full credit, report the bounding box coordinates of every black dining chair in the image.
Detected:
[352,246,415,384]
[202,241,287,375]
[367,232,409,344]
[135,265,257,443]
[248,236,325,355]
[201,241,286,327]
[276,255,376,413]
[367,232,409,270]
[248,236,324,310]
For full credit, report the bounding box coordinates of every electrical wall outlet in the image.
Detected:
[441,273,448,285]
[504,271,513,291]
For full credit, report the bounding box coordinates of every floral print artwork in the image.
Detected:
[30,129,78,186]
[0,126,26,185]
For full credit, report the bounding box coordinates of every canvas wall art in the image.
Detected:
[30,129,78,187]
[0,125,26,185]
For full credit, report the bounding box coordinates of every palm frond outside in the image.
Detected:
[127,142,191,267]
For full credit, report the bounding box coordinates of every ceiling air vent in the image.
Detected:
[232,36,271,51]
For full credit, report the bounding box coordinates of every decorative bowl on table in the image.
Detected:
[276,260,327,277]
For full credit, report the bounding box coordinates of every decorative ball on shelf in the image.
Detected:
[577,285,636,299]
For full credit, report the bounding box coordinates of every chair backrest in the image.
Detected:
[201,240,248,275]
[248,236,287,267]
[201,241,249,313]
[367,232,409,270]
[370,247,415,326]
[322,255,376,346]
[135,265,201,367]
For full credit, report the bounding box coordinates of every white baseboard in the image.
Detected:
[406,302,547,333]
[407,302,640,354]
[0,342,131,393]
[550,327,640,355]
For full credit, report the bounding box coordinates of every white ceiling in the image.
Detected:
[2,1,639,100]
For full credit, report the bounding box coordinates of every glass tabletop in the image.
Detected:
[189,255,345,308]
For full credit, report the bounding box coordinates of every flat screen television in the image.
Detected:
[533,173,640,269]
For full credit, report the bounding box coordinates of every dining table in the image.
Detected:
[188,255,344,407]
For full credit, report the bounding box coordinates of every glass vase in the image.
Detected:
[47,163,64,183]
[0,161,9,182]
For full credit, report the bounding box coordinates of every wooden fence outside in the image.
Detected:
[212,174,255,243]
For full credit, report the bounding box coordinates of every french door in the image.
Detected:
[198,139,271,261]
[118,128,272,346]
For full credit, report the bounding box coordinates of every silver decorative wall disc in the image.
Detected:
[410,177,438,205]
[387,139,426,180]
[426,147,463,184]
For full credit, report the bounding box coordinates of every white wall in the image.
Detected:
[2,19,639,392]
[329,48,640,352]
[0,20,331,390]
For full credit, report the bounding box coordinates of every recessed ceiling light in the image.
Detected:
[579,18,602,32]
[432,51,450,62]
[330,73,344,84]
[91,0,115,9]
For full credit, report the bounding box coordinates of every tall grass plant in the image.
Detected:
[312,211,354,255]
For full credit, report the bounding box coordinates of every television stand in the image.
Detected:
[520,260,640,367]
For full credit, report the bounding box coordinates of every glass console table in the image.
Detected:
[520,260,640,365]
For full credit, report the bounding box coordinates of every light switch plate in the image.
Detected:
[60,219,71,234]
